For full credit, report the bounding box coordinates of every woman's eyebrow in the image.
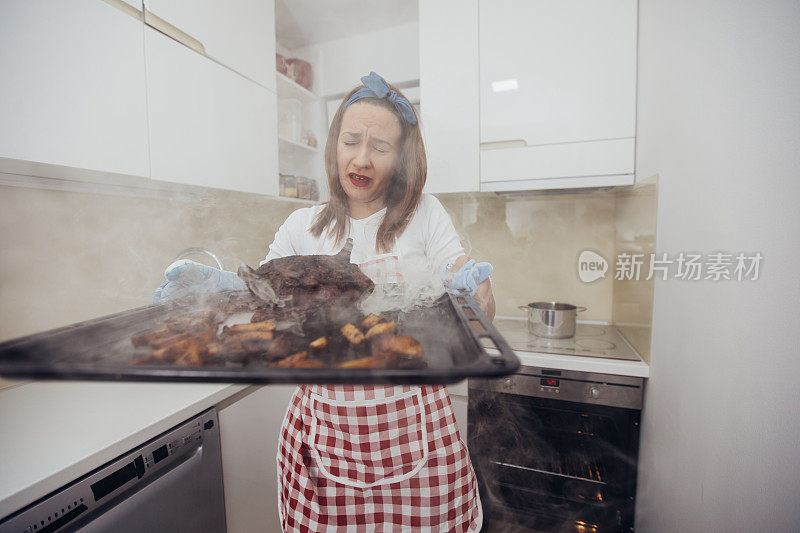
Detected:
[341,131,392,147]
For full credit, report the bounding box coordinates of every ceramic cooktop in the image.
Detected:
[492,318,642,361]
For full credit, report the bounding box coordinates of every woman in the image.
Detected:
[157,72,493,531]
[271,72,492,532]
[266,72,494,531]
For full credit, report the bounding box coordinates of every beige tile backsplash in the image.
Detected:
[438,191,617,322]
[0,183,299,342]
[612,176,659,362]
[0,178,657,362]
[438,181,658,362]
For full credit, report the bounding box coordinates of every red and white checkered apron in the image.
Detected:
[277,384,483,531]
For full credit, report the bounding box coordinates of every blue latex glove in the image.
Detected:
[441,259,493,297]
[153,260,247,304]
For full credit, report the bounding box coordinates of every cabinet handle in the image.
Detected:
[144,8,206,55]
[480,139,528,150]
[101,0,143,21]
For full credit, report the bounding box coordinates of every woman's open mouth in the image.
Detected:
[348,172,372,188]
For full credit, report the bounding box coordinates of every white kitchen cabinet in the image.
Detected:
[447,380,470,445]
[218,385,295,532]
[118,0,143,9]
[143,0,276,91]
[0,0,149,179]
[145,27,279,196]
[419,0,481,194]
[479,0,637,189]
[451,395,469,446]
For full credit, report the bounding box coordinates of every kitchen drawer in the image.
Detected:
[480,138,635,190]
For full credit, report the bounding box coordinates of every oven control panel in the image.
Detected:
[470,367,643,410]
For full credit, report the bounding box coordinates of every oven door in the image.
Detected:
[468,382,640,532]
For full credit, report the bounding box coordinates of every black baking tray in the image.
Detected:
[0,292,519,385]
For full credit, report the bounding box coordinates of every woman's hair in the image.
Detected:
[309,83,426,254]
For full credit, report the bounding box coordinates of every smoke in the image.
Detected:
[358,256,447,316]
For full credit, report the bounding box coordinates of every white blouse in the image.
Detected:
[261,194,465,280]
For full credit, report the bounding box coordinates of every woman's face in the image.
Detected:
[336,102,403,214]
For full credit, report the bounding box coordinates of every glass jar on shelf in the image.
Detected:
[277,98,302,142]
[303,130,318,148]
[279,174,297,198]
[296,177,311,200]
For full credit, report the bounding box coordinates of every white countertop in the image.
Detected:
[0,381,251,516]
[514,350,649,377]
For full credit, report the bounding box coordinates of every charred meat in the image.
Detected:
[221,320,276,336]
[337,356,385,369]
[237,239,374,309]
[341,323,365,346]
[371,334,424,359]
[309,336,327,353]
[361,313,387,330]
[365,321,397,339]
[131,295,427,371]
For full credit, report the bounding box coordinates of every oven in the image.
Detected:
[468,367,643,532]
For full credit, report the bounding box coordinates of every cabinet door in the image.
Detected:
[0,0,149,179]
[479,0,636,187]
[419,0,480,194]
[218,386,295,532]
[447,380,469,443]
[144,0,276,91]
[450,394,469,447]
[145,27,278,196]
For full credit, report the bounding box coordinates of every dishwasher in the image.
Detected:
[0,408,226,533]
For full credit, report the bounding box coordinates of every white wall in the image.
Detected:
[635,1,800,531]
[295,22,419,97]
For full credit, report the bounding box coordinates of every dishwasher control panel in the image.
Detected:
[144,420,203,474]
[0,409,217,533]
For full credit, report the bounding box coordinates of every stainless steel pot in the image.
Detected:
[518,302,587,339]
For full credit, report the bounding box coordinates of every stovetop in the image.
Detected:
[492,318,641,361]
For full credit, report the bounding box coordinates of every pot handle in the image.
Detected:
[576,306,588,313]
[518,305,530,311]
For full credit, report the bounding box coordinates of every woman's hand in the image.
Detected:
[153,260,246,303]
[448,255,496,322]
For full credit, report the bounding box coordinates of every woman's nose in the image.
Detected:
[352,143,371,169]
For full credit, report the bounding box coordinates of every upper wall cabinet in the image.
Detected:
[419,0,480,194]
[479,0,637,191]
[0,1,149,179]
[145,28,278,196]
[143,0,276,91]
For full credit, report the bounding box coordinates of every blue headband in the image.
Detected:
[342,72,417,125]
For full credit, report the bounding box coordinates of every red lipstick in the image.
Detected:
[349,172,372,188]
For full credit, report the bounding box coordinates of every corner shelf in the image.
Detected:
[276,72,318,103]
[276,196,320,205]
[278,135,320,155]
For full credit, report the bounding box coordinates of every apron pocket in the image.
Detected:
[305,388,428,489]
